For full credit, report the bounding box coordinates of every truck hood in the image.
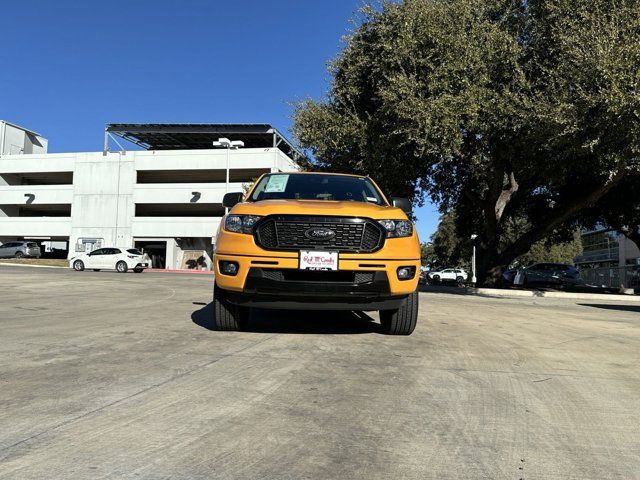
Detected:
[229,199,408,220]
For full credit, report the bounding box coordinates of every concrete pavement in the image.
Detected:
[0,265,638,479]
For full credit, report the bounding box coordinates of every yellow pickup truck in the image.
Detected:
[213,172,420,335]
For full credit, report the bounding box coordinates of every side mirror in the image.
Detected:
[391,197,411,215]
[223,192,244,209]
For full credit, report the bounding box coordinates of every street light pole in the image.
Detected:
[226,147,230,194]
[213,138,244,214]
[470,234,478,284]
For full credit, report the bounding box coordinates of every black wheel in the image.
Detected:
[432,274,440,284]
[73,260,85,271]
[380,290,418,335]
[116,261,128,273]
[133,267,144,273]
[92,269,101,272]
[456,276,464,285]
[213,283,249,331]
[15,251,24,258]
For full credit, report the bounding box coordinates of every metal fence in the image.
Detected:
[579,266,640,289]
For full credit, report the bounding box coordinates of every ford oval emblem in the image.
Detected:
[305,227,336,240]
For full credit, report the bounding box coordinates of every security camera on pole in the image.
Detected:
[470,234,478,284]
[212,138,244,213]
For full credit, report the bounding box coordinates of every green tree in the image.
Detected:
[430,210,583,269]
[515,231,583,266]
[420,242,434,265]
[293,0,640,285]
[430,211,469,268]
[583,174,640,249]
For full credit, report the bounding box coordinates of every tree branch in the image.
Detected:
[495,172,519,222]
[500,168,626,262]
[483,169,519,243]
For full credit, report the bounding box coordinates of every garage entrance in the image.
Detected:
[20,237,69,259]
[134,240,167,269]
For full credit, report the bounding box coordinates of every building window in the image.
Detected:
[577,230,619,263]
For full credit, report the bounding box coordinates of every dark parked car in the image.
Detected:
[514,263,580,288]
[0,241,41,259]
[501,268,518,287]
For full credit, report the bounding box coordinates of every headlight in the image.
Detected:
[224,215,262,234]
[378,219,413,238]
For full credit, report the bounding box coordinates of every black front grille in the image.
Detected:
[243,268,390,297]
[258,269,375,284]
[254,216,385,253]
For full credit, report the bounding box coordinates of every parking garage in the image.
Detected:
[0,122,302,269]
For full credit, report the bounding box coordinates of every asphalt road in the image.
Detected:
[0,265,638,479]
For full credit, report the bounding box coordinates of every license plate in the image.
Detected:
[299,250,338,271]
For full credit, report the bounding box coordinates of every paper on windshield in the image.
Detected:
[264,174,289,193]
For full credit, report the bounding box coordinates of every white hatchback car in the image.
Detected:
[70,247,149,273]
[428,268,468,284]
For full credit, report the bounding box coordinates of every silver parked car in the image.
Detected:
[0,241,41,258]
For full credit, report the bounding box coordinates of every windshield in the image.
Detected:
[248,173,386,205]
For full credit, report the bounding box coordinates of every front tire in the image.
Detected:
[116,261,128,273]
[213,283,249,331]
[15,251,24,258]
[380,290,418,335]
[73,260,85,271]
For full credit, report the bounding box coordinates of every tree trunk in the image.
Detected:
[475,246,510,287]
[475,168,627,287]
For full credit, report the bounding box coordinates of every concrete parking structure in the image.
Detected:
[0,123,301,269]
[0,266,638,479]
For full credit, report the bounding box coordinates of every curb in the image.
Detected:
[0,263,215,274]
[0,262,67,269]
[146,268,214,275]
[474,287,640,302]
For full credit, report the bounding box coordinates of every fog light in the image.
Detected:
[220,261,239,276]
[397,266,415,280]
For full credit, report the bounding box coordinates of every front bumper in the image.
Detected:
[215,253,420,293]
[223,268,409,310]
[214,254,420,312]
[214,222,421,308]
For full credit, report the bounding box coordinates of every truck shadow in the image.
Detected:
[191,302,382,334]
[577,303,640,313]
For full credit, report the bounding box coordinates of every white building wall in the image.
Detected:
[0,152,75,227]
[0,121,48,155]
[69,152,135,251]
[619,235,640,265]
[0,147,300,267]
[0,218,71,237]
[0,184,74,204]
[0,153,75,173]
[132,183,244,204]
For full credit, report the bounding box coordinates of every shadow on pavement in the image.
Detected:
[191,302,382,334]
[578,303,640,313]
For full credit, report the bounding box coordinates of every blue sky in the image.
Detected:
[1,0,439,240]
